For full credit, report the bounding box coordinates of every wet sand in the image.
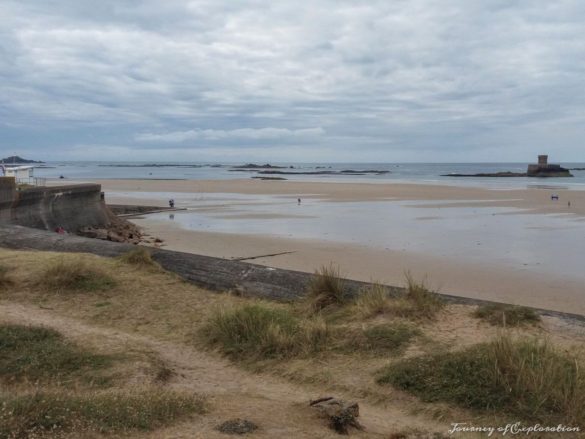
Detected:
[63,178,585,314]
[96,178,585,216]
[135,223,585,315]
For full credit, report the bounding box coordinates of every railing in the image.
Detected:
[15,177,47,187]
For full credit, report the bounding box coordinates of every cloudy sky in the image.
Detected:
[1,1,584,162]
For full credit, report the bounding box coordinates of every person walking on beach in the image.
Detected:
[298,198,301,205]
[169,199,175,208]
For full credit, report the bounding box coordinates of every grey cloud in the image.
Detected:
[0,0,584,161]
[136,127,325,142]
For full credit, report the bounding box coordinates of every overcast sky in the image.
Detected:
[1,1,584,162]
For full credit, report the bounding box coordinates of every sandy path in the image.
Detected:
[0,301,448,438]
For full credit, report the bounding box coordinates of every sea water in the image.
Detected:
[33,161,585,189]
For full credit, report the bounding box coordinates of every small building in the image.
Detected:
[0,165,35,184]
[527,155,572,177]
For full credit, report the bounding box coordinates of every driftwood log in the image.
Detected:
[310,396,364,434]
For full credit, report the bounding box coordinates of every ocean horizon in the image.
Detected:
[33,161,585,189]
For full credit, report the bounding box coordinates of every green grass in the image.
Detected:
[377,334,585,424]
[0,390,206,438]
[306,264,347,313]
[474,303,541,327]
[38,259,117,293]
[0,324,113,385]
[118,247,160,269]
[343,323,420,355]
[199,304,330,361]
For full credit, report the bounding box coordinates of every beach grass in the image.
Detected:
[353,274,444,320]
[354,284,393,318]
[342,323,420,355]
[377,334,585,424]
[118,247,160,269]
[0,390,206,438]
[305,264,347,312]
[473,303,541,327]
[37,258,117,293]
[199,304,330,361]
[0,324,113,385]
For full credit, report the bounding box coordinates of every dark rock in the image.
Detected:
[442,172,527,177]
[255,170,390,176]
[232,163,286,169]
[216,419,258,435]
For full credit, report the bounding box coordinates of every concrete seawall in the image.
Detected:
[1,224,583,323]
[0,178,110,232]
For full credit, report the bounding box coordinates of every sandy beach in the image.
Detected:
[70,178,585,315]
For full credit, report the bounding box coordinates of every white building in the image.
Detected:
[0,165,35,184]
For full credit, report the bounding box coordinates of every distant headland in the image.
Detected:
[0,156,43,164]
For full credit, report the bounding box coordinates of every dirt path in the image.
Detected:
[0,301,448,438]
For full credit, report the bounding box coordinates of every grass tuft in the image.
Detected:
[0,390,205,438]
[306,264,347,312]
[38,258,117,293]
[118,247,160,269]
[352,275,443,321]
[200,304,329,361]
[378,334,585,424]
[343,323,420,355]
[0,324,113,385]
[401,272,444,319]
[474,303,541,327]
[354,284,392,318]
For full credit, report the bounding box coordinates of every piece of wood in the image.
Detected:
[310,396,364,434]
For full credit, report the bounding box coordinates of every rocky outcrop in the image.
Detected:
[0,156,43,164]
[231,163,288,169]
[256,170,390,176]
[442,172,527,177]
[526,165,572,177]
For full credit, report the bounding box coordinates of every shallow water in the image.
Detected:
[136,192,585,282]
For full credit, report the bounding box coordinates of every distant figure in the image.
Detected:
[568,201,571,208]
[298,198,301,205]
[59,175,65,179]
[551,194,559,201]
[55,226,65,234]
[169,199,175,208]
[169,214,175,220]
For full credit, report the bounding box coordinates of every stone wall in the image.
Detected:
[0,178,16,222]
[0,180,110,232]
